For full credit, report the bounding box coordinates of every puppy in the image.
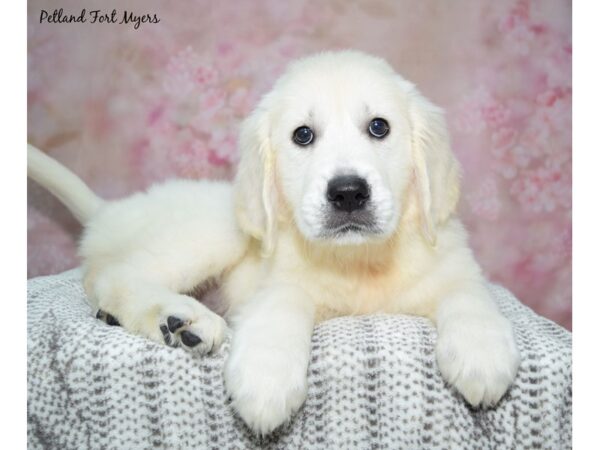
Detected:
[28,50,520,435]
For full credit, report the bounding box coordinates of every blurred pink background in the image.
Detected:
[27,0,572,329]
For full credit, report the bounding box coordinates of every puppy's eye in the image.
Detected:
[368,118,390,139]
[292,126,314,146]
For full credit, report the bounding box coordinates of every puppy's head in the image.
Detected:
[234,51,460,254]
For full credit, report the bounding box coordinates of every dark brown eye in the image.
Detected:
[292,126,314,146]
[368,118,390,139]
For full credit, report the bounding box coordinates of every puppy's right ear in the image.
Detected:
[233,103,278,256]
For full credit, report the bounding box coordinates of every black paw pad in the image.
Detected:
[105,314,120,326]
[180,330,202,347]
[160,324,177,347]
[167,316,185,333]
[96,309,120,326]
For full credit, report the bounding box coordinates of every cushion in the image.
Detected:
[27,269,572,449]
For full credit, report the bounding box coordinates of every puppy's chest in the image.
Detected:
[308,266,409,322]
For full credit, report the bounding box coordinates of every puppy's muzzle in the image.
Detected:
[326,175,370,213]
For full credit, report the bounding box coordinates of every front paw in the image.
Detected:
[436,314,520,407]
[224,345,309,435]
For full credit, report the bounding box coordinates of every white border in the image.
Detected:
[573,0,598,446]
[0,1,26,447]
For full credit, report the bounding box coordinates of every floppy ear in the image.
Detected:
[233,103,278,256]
[404,83,461,245]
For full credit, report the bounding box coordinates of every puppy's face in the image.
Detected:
[235,51,460,252]
[269,57,413,245]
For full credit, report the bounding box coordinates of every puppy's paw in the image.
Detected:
[157,306,227,355]
[224,345,309,435]
[95,295,227,355]
[436,313,520,407]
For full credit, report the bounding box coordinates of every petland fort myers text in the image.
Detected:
[39,9,160,30]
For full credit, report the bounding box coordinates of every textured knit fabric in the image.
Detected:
[27,269,572,449]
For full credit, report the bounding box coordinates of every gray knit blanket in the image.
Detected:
[27,269,571,449]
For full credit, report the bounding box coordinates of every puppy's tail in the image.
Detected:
[27,144,105,224]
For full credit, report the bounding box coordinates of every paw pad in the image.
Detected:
[95,309,120,326]
[160,316,203,349]
[160,324,178,347]
[180,330,202,347]
[167,316,186,333]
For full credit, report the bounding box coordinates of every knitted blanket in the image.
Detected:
[27,269,572,449]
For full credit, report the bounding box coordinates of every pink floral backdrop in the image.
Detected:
[27,0,572,329]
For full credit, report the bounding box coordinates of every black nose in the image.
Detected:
[327,175,370,213]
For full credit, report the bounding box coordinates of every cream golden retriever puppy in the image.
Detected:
[28,51,520,435]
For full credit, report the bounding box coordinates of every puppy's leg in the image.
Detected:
[224,284,315,435]
[81,181,247,353]
[433,283,520,406]
[90,265,227,354]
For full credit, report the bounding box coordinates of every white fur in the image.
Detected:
[28,50,520,435]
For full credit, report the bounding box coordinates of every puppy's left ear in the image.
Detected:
[402,80,461,245]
